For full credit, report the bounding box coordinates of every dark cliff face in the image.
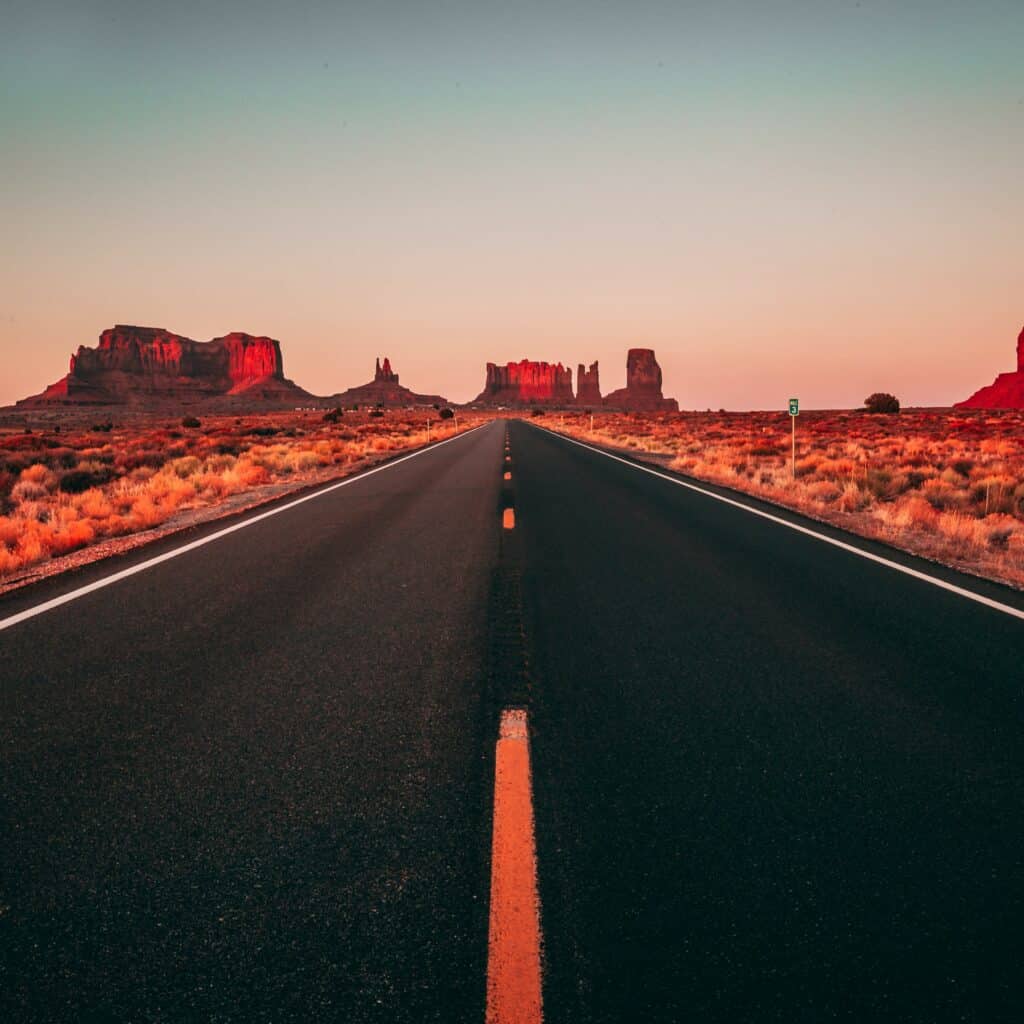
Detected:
[576,361,601,404]
[604,348,678,411]
[475,360,574,404]
[625,348,662,395]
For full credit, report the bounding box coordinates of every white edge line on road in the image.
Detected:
[0,424,488,633]
[533,424,1024,623]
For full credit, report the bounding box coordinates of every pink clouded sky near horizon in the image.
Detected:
[2,0,1022,409]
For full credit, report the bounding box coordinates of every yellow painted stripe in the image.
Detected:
[487,709,543,1024]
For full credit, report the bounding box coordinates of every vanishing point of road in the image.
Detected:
[2,418,1022,1022]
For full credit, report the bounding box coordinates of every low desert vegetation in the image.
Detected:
[551,408,1024,589]
[0,408,487,582]
[864,392,901,414]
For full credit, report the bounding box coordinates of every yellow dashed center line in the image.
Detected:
[486,709,543,1024]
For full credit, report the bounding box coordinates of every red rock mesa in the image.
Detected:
[956,325,1024,409]
[474,360,575,405]
[18,325,310,406]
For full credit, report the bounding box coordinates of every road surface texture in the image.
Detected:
[2,417,1022,1022]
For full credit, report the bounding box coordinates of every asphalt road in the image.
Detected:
[2,417,1023,1022]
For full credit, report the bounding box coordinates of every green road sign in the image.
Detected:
[789,398,799,416]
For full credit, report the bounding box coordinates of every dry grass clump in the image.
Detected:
[0,409,487,581]
[553,408,1024,589]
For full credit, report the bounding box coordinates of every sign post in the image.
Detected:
[788,398,799,477]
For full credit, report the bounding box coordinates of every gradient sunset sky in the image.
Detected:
[3,1,1022,409]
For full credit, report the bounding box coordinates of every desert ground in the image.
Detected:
[546,407,1024,590]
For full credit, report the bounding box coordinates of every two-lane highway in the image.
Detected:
[2,416,1023,1022]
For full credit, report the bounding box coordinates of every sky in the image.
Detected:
[2,0,1022,409]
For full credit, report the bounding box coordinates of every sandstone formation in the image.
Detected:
[603,348,678,411]
[374,357,398,384]
[473,360,574,405]
[471,349,677,410]
[18,325,312,406]
[575,361,602,405]
[328,357,446,408]
[956,325,1024,409]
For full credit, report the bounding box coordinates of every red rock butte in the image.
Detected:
[472,349,677,411]
[475,360,574,405]
[575,361,602,406]
[18,325,311,406]
[956,325,1024,409]
[603,348,678,411]
[327,356,447,408]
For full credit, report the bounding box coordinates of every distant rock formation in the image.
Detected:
[576,361,601,405]
[329,357,446,408]
[374,357,398,384]
[471,349,677,409]
[474,360,574,405]
[603,348,678,411]
[18,325,311,406]
[956,325,1024,408]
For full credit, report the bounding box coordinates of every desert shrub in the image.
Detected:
[888,496,939,531]
[369,409,385,418]
[181,416,201,429]
[864,393,900,414]
[92,421,114,432]
[323,407,344,423]
[165,456,202,479]
[20,463,55,486]
[984,515,1016,549]
[119,451,167,472]
[438,407,455,420]
[835,479,868,512]
[288,451,322,472]
[49,519,96,555]
[58,469,112,494]
[250,426,279,437]
[11,480,50,503]
[204,453,237,473]
[805,480,842,504]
